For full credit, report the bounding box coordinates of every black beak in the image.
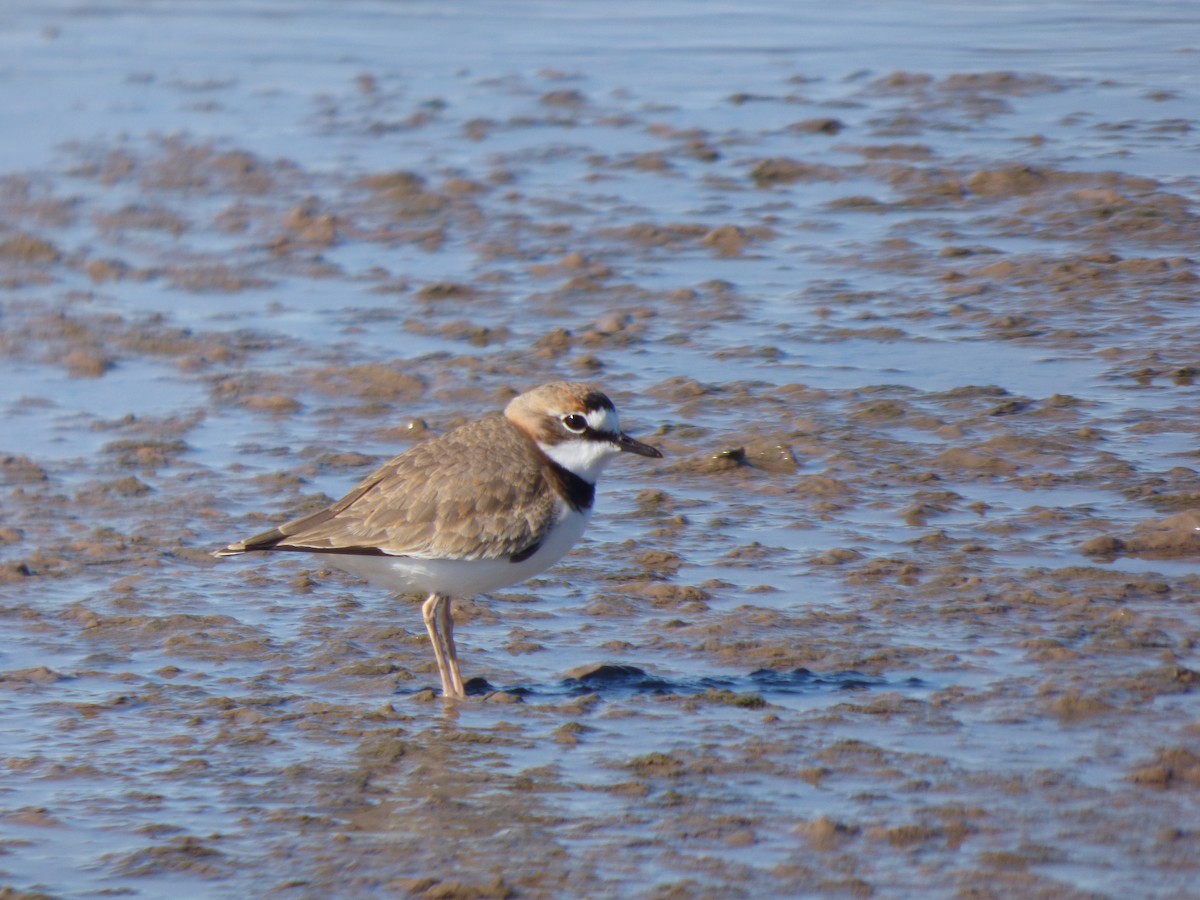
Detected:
[617,432,663,458]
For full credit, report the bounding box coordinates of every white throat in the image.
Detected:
[540,437,621,483]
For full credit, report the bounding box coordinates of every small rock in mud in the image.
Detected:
[563,663,648,685]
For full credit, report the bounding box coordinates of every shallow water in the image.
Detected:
[2,1,1200,897]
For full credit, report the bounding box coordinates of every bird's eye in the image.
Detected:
[561,413,587,433]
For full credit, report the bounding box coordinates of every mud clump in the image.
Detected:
[795,816,860,851]
[1130,748,1200,790]
[0,561,35,581]
[788,117,844,135]
[238,393,303,415]
[749,157,842,186]
[102,438,189,469]
[167,262,272,293]
[965,165,1050,196]
[1081,510,1200,559]
[0,232,61,263]
[94,203,190,236]
[416,281,478,301]
[701,224,751,257]
[1,455,49,484]
[357,170,452,218]
[64,348,115,378]
[3,21,1200,900]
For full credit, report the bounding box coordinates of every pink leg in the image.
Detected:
[438,597,466,698]
[421,593,463,700]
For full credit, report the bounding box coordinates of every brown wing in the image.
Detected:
[219,416,557,560]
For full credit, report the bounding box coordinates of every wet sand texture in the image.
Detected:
[2,2,1200,897]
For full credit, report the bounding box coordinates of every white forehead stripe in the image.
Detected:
[585,406,620,435]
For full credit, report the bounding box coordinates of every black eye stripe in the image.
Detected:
[558,413,621,443]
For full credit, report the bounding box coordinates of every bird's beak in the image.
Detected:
[616,432,663,458]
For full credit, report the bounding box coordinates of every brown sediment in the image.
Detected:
[1,49,1198,900]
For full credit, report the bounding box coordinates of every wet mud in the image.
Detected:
[2,2,1200,898]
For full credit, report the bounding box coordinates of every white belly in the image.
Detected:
[325,508,592,597]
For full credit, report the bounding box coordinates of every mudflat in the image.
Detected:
[2,2,1199,897]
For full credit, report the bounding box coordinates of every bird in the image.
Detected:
[214,381,663,700]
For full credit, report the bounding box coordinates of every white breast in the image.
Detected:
[325,506,592,598]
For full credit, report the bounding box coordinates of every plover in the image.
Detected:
[214,381,662,699]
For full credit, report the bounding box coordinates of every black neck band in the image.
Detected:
[547,459,595,512]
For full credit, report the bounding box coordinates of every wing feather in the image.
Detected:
[222,416,556,560]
